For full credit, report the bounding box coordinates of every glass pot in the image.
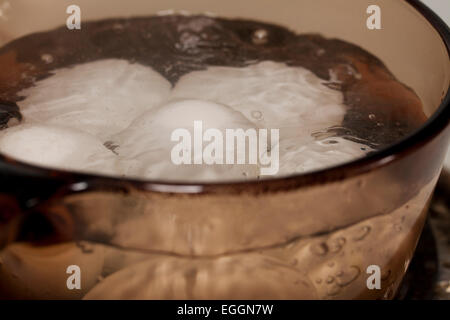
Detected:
[0,0,449,299]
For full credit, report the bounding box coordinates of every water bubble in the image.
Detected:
[310,242,328,256]
[336,266,360,286]
[352,226,371,241]
[329,237,346,253]
[41,54,54,64]
[326,283,341,296]
[251,110,263,120]
[316,48,326,56]
[252,29,268,45]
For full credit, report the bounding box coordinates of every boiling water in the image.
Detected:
[0,15,427,181]
[0,14,433,300]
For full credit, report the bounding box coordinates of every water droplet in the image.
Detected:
[368,114,376,120]
[326,283,341,296]
[329,237,346,253]
[352,226,371,241]
[252,29,268,45]
[326,276,335,284]
[41,54,54,64]
[251,110,263,120]
[310,242,328,256]
[336,266,360,286]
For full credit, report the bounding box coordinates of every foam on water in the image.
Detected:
[0,59,369,181]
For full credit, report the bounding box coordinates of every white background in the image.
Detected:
[421,0,450,26]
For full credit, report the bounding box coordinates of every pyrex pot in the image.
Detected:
[0,0,449,299]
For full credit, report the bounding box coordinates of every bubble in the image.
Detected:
[310,242,328,256]
[41,54,54,64]
[335,266,360,286]
[352,226,371,241]
[251,110,263,120]
[328,237,346,253]
[252,29,268,45]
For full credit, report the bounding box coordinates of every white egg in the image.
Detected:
[19,59,171,139]
[0,124,118,174]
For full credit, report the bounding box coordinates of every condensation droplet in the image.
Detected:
[329,237,346,253]
[336,266,360,286]
[352,226,371,241]
[310,242,328,256]
[251,110,263,120]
